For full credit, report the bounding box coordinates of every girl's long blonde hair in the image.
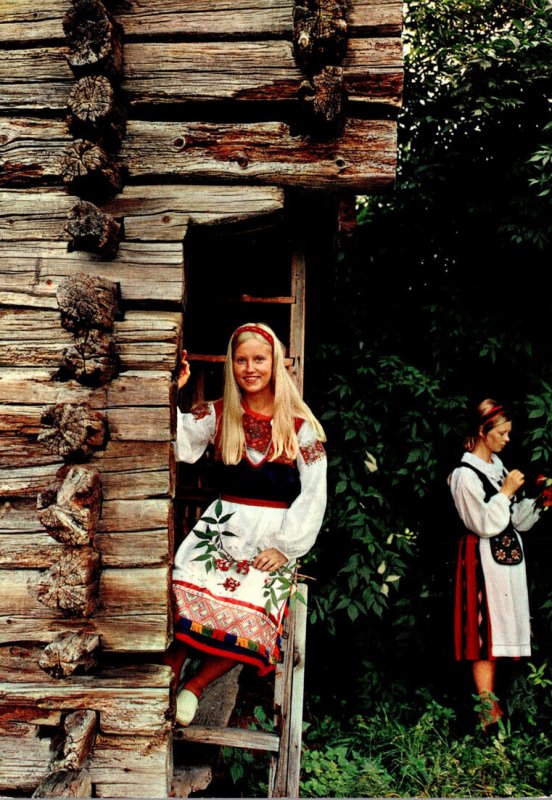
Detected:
[220,322,326,465]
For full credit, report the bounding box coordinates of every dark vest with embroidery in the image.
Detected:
[458,462,523,565]
[212,399,302,508]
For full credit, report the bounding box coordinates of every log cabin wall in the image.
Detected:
[0,1,403,796]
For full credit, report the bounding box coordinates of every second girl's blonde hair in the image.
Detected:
[220,322,326,465]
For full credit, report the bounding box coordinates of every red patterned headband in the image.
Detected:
[231,325,274,348]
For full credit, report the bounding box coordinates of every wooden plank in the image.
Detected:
[270,583,296,798]
[91,733,172,799]
[0,4,65,43]
[0,686,170,737]
[0,118,68,187]
[0,615,169,652]
[0,39,402,112]
[0,46,71,112]
[0,567,169,617]
[0,734,51,793]
[0,185,284,241]
[0,241,184,307]
[1,115,397,191]
[289,248,306,394]
[119,118,397,191]
[0,369,171,409]
[114,313,182,372]
[0,645,171,685]
[0,440,172,500]
[0,370,105,407]
[0,568,170,652]
[0,1,402,44]
[285,584,308,798]
[90,441,174,501]
[345,38,403,105]
[123,39,403,107]
[0,496,172,568]
[0,689,171,737]
[176,725,280,752]
[0,311,181,372]
[350,0,403,36]
[0,530,169,570]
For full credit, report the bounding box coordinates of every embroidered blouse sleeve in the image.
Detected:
[450,466,511,538]
[174,402,216,463]
[273,421,327,560]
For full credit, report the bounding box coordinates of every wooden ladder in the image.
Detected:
[174,583,308,798]
[173,246,309,798]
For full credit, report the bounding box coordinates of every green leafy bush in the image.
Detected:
[301,696,552,797]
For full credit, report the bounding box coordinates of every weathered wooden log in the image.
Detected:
[1,497,173,569]
[50,710,98,772]
[299,65,345,128]
[1,185,283,244]
[0,735,51,793]
[294,0,348,71]
[37,465,102,547]
[0,240,185,308]
[37,403,106,460]
[0,440,173,502]
[60,139,124,198]
[63,0,124,79]
[65,203,122,260]
[32,769,93,798]
[87,732,174,798]
[39,632,101,678]
[121,39,401,106]
[0,1,403,44]
[67,75,126,150]
[0,309,182,376]
[0,38,402,114]
[2,116,396,193]
[33,546,101,617]
[119,118,395,189]
[60,329,120,386]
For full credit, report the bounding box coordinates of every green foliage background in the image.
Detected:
[301,0,552,795]
[221,0,552,795]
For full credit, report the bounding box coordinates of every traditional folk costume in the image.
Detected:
[450,452,540,661]
[172,399,327,674]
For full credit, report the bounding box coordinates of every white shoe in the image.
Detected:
[176,689,199,726]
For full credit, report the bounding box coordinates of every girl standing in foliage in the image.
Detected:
[165,323,327,727]
[449,399,542,728]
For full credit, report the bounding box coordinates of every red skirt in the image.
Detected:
[454,533,495,661]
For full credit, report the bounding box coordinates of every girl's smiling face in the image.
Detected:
[232,338,273,398]
[481,421,512,453]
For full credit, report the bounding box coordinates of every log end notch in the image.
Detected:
[65,203,123,261]
[39,632,102,679]
[37,465,102,547]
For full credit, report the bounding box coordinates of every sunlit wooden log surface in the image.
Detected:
[0,1,402,43]
[0,39,402,112]
[1,117,396,191]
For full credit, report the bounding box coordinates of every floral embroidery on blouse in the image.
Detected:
[243,412,272,454]
[191,403,213,422]
[300,439,326,466]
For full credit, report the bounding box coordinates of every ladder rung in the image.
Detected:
[174,725,280,753]
[240,294,296,304]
